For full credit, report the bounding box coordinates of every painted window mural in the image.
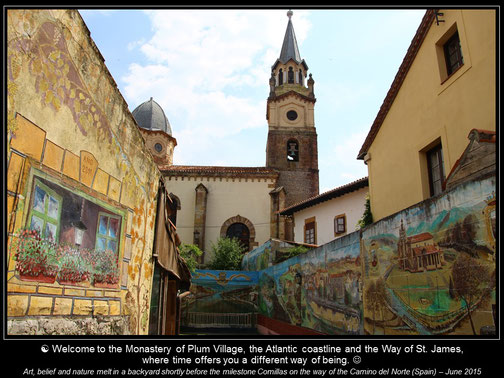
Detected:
[13,172,124,288]
[29,179,62,241]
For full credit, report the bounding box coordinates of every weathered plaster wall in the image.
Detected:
[165,175,276,263]
[7,9,161,335]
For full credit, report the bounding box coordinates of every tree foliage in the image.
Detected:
[178,243,203,273]
[208,237,246,271]
[357,193,373,229]
[275,245,309,263]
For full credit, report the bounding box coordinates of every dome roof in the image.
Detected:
[132,97,172,135]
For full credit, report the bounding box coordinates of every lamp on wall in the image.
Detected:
[72,198,87,247]
[72,220,87,246]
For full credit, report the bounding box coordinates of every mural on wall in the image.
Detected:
[10,173,124,288]
[7,10,161,335]
[258,232,363,335]
[181,270,258,328]
[361,178,496,336]
[242,240,272,271]
[241,239,305,271]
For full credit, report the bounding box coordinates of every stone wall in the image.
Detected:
[7,316,129,336]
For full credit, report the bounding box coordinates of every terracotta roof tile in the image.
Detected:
[279,177,368,215]
[161,165,279,178]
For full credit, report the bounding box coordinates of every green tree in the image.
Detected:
[357,193,373,229]
[275,245,309,263]
[178,243,203,273]
[208,237,246,270]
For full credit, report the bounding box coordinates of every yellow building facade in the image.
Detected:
[6,9,173,335]
[358,9,496,221]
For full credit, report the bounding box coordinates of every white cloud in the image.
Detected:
[320,130,369,188]
[121,9,311,167]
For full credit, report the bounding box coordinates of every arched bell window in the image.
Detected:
[278,69,284,85]
[299,69,304,85]
[287,139,299,162]
[288,67,294,84]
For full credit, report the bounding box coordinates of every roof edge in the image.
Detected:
[279,177,369,215]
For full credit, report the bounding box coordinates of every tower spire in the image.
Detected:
[279,9,301,64]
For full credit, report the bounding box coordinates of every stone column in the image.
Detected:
[193,183,208,261]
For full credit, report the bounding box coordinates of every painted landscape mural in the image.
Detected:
[258,232,363,335]
[181,176,495,336]
[361,177,496,336]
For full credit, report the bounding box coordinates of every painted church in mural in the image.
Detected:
[361,178,496,336]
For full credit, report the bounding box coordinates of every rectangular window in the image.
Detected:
[22,173,124,287]
[427,144,445,197]
[29,179,62,241]
[444,31,463,76]
[304,217,316,244]
[95,212,121,253]
[334,214,346,236]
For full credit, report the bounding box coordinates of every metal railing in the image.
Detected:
[182,312,256,328]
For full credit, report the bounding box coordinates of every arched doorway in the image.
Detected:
[220,215,257,252]
[226,222,250,251]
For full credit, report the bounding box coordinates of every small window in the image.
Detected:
[298,69,303,85]
[334,214,346,235]
[304,217,316,244]
[287,139,299,162]
[427,144,445,197]
[286,110,298,121]
[29,179,62,241]
[444,31,463,76]
[278,69,283,85]
[95,212,121,253]
[154,143,163,153]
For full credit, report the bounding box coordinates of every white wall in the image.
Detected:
[165,175,275,263]
[292,187,368,245]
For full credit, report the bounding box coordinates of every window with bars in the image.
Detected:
[444,31,464,76]
[427,144,446,197]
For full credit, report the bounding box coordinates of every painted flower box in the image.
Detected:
[57,245,93,287]
[93,272,119,289]
[92,249,120,289]
[93,280,118,289]
[19,264,58,284]
[14,229,59,284]
[58,270,91,287]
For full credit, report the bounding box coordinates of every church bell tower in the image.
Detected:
[266,10,319,207]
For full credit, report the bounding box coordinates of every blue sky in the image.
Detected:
[79,8,426,193]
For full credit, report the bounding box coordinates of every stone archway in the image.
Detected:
[220,215,257,252]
